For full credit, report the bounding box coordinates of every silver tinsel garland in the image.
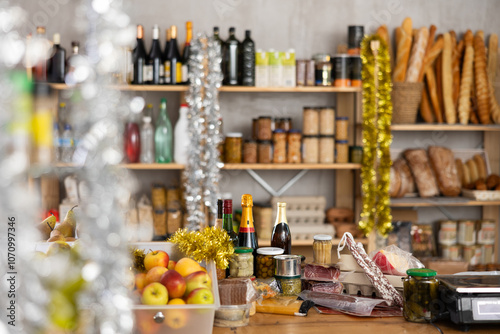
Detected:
[184,34,223,230]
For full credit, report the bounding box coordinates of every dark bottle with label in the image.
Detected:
[47,33,66,83]
[148,24,164,85]
[223,27,240,85]
[181,21,192,84]
[271,202,292,254]
[238,194,258,251]
[223,199,238,246]
[165,25,182,85]
[241,30,255,86]
[163,28,171,84]
[133,25,147,84]
[213,27,222,53]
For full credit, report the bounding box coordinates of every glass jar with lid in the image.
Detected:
[229,247,254,278]
[256,247,284,279]
[403,268,438,323]
[313,234,333,264]
[224,133,243,163]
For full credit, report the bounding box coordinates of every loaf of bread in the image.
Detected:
[394,18,413,82]
[486,174,500,189]
[425,66,443,122]
[455,158,464,188]
[404,149,439,197]
[422,35,443,77]
[466,159,479,184]
[458,30,474,124]
[462,161,471,186]
[420,85,434,123]
[442,33,456,124]
[418,25,437,82]
[473,154,487,180]
[436,53,445,122]
[488,34,498,82]
[406,27,429,82]
[389,166,401,197]
[453,39,464,105]
[377,25,394,70]
[394,158,415,197]
[428,146,461,196]
[474,32,491,124]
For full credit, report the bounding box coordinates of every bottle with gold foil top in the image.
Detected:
[271,202,292,254]
[238,194,258,252]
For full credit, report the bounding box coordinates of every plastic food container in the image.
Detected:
[403,268,438,323]
[214,304,251,327]
[129,242,220,334]
[256,247,284,279]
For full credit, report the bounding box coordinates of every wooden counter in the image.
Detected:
[212,308,499,334]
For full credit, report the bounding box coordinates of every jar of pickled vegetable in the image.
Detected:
[403,268,438,323]
[229,247,254,278]
[224,133,243,163]
[256,247,284,279]
[276,276,301,296]
[313,234,332,264]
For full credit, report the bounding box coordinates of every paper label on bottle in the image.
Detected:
[143,64,153,82]
[239,227,255,233]
[182,64,188,83]
[159,65,165,84]
[176,62,182,83]
[164,61,171,84]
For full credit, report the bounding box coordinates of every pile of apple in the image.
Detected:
[134,250,214,306]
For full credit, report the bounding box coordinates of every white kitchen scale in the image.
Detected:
[437,275,500,331]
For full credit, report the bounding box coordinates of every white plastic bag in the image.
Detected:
[370,244,424,276]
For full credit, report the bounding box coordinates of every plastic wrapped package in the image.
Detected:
[253,278,280,300]
[370,244,424,276]
[302,263,340,281]
[218,278,260,305]
[302,280,343,294]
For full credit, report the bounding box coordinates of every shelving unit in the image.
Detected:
[391,123,500,131]
[390,197,500,208]
[258,238,368,247]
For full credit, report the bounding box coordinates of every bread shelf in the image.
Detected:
[391,124,500,131]
[258,238,368,247]
[49,83,361,93]
[390,197,500,207]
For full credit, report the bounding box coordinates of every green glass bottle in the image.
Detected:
[223,199,238,247]
[154,98,173,163]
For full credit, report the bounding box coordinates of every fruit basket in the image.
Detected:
[130,242,220,334]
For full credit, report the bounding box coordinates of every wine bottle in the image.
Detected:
[224,199,239,246]
[271,202,292,254]
[181,21,192,83]
[47,33,66,83]
[166,25,182,85]
[223,27,240,85]
[163,28,171,84]
[213,26,222,53]
[238,194,258,251]
[241,30,255,86]
[215,199,223,229]
[154,98,173,163]
[133,25,147,84]
[148,24,164,85]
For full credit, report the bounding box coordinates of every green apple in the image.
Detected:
[186,287,214,305]
[141,282,168,305]
[184,271,211,297]
[144,250,169,271]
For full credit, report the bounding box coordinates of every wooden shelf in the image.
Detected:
[119,163,184,170]
[258,238,368,247]
[390,197,500,207]
[390,124,500,131]
[49,83,361,93]
[222,163,361,170]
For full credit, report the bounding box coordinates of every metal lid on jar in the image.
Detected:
[273,129,286,134]
[234,247,253,254]
[336,140,348,144]
[257,247,284,256]
[336,116,348,120]
[274,254,301,277]
[226,132,243,138]
[288,129,301,134]
[313,234,332,241]
[406,268,437,277]
[258,116,272,119]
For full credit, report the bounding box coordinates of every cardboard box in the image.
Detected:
[421,258,469,275]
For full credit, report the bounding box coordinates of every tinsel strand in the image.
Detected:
[359,35,393,237]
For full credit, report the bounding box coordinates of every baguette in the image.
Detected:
[470,108,480,124]
[453,39,464,105]
[455,158,464,188]
[393,18,413,82]
[418,26,439,82]
[377,25,394,71]
[458,30,475,124]
[436,54,445,122]
[489,80,500,124]
[406,27,429,82]
[420,84,434,123]
[488,33,498,82]
[442,33,456,124]
[473,154,487,180]
[474,32,491,124]
[425,66,443,123]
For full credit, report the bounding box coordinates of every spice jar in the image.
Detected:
[258,116,272,140]
[335,140,349,163]
[349,146,363,163]
[303,107,319,135]
[335,116,348,140]
[275,117,292,132]
[243,140,258,163]
[315,61,332,86]
[403,269,438,323]
[319,107,335,135]
[258,140,272,163]
[252,118,259,140]
[272,129,287,163]
[256,247,284,279]
[313,234,333,264]
[224,133,243,163]
[287,130,302,163]
[296,60,306,86]
[458,220,476,246]
[305,60,316,86]
[274,255,302,296]
[302,135,319,163]
[319,136,334,163]
[229,247,254,278]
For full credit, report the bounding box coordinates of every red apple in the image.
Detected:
[167,260,177,270]
[141,282,168,305]
[186,287,214,305]
[145,266,168,286]
[135,273,147,291]
[184,270,212,297]
[144,250,169,271]
[160,270,186,299]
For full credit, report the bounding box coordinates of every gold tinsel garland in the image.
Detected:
[359,35,393,237]
[168,227,234,269]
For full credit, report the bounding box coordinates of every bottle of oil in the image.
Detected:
[271,202,292,254]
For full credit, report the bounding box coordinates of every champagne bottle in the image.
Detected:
[163,28,171,84]
[223,27,240,85]
[223,199,238,246]
[181,21,192,83]
[238,194,258,251]
[148,24,164,85]
[271,202,292,254]
[133,25,147,84]
[47,33,66,83]
[215,199,223,228]
[241,30,255,86]
[166,25,182,85]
